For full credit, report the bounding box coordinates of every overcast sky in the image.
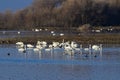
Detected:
[0,0,33,12]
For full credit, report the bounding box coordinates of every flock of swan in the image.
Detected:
[16,40,102,57]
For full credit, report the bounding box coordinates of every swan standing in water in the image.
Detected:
[45,42,59,53]
[18,45,27,53]
[83,44,92,57]
[64,42,74,56]
[16,40,102,58]
[27,44,34,49]
[33,47,40,52]
[79,44,83,55]
[16,42,24,48]
[33,41,43,52]
[16,42,23,45]
[92,44,102,57]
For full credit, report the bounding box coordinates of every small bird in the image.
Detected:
[7,53,10,56]
[94,55,97,57]
[85,54,88,57]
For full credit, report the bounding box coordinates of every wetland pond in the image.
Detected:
[0,44,119,80]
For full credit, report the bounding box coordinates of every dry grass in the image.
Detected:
[0,33,120,44]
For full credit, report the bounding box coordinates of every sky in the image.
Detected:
[0,0,33,12]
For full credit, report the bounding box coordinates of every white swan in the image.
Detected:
[83,44,92,56]
[17,31,20,34]
[45,44,54,52]
[51,31,54,34]
[92,44,102,51]
[41,41,47,48]
[33,41,43,52]
[35,29,39,32]
[64,42,74,55]
[92,44,102,57]
[83,45,91,51]
[71,41,78,49]
[34,44,42,52]
[60,33,64,36]
[16,42,24,45]
[27,44,34,48]
[37,41,41,45]
[52,33,56,36]
[33,48,40,52]
[18,45,26,53]
[16,42,24,48]
[52,42,59,48]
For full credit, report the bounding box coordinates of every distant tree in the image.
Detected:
[24,8,34,28]
[3,10,13,29]
[0,13,4,29]
[0,0,120,30]
[89,2,109,26]
[13,10,25,29]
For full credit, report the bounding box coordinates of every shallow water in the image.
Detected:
[0,30,76,38]
[0,44,120,80]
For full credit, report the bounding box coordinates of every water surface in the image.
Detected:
[0,44,119,80]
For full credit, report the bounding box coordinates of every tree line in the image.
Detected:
[0,0,120,30]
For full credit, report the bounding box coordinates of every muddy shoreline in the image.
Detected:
[0,33,120,44]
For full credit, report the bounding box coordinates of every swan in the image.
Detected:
[27,44,34,48]
[33,48,40,52]
[41,41,47,48]
[92,44,102,51]
[79,44,83,55]
[92,44,102,57]
[17,31,20,34]
[33,41,43,52]
[18,45,26,53]
[35,29,39,32]
[40,29,42,31]
[42,41,47,45]
[60,33,64,36]
[16,42,24,45]
[36,41,47,49]
[92,45,99,50]
[36,44,42,49]
[59,39,65,48]
[33,46,42,52]
[16,42,24,48]
[52,42,59,48]
[45,28,48,31]
[37,41,41,45]
[52,33,56,36]
[83,44,92,57]
[51,31,54,34]
[71,41,78,49]
[18,48,25,52]
[64,43,72,51]
[84,44,91,51]
[45,44,53,51]
[84,48,89,51]
[64,42,74,55]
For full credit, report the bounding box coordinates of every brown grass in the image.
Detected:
[0,33,120,44]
